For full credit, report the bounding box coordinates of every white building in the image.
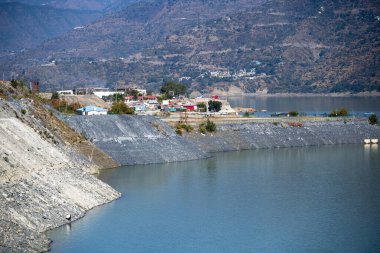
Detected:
[76,106,108,115]
[57,90,74,95]
[93,89,124,99]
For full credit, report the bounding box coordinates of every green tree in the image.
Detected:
[112,93,124,102]
[10,80,25,89]
[208,100,222,112]
[205,119,217,132]
[160,81,187,98]
[109,101,134,114]
[288,111,299,117]
[51,92,59,100]
[369,114,378,125]
[175,123,194,135]
[201,119,217,132]
[197,102,207,112]
[329,108,349,117]
[338,108,348,116]
[126,88,139,100]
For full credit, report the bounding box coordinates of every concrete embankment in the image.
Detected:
[185,120,380,153]
[0,100,120,252]
[63,115,209,165]
[63,115,380,163]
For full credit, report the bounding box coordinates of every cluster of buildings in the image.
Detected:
[58,87,147,97]
[57,87,228,116]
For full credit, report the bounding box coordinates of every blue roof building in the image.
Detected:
[76,106,108,115]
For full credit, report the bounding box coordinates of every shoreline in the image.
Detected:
[46,117,380,250]
[62,115,380,167]
[224,91,380,97]
[2,98,380,252]
[0,99,121,253]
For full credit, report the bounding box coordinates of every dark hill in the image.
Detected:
[1,0,379,93]
[0,0,137,11]
[0,2,101,51]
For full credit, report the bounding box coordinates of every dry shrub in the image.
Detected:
[288,122,303,127]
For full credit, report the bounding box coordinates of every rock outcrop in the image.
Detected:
[0,100,121,252]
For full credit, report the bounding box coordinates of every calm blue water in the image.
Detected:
[227,96,380,117]
[48,145,380,253]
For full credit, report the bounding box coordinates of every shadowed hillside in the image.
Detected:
[0,2,101,51]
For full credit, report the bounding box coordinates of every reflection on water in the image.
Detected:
[227,96,380,114]
[48,145,380,253]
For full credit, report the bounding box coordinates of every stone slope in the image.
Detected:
[0,117,120,252]
[0,98,121,252]
[185,120,380,152]
[63,115,209,165]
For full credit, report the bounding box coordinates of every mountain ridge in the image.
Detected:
[0,0,138,11]
[1,0,379,93]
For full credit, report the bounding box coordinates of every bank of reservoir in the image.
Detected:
[48,145,380,252]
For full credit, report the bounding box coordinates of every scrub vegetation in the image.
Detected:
[199,119,217,134]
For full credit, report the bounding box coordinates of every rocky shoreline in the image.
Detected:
[62,115,209,166]
[185,120,380,153]
[1,101,380,252]
[62,115,380,161]
[0,100,120,252]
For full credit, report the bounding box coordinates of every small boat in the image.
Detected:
[364,139,371,144]
[371,139,378,144]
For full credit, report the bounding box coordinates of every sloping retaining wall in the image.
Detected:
[63,115,209,165]
[185,120,380,153]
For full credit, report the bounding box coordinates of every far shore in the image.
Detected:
[219,91,380,97]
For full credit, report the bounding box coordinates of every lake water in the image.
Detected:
[48,145,380,253]
[227,96,380,117]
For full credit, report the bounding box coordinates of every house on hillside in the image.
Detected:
[76,106,108,115]
[183,105,197,111]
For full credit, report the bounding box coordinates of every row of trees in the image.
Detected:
[197,101,222,112]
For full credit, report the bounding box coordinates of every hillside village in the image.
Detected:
[52,85,237,117]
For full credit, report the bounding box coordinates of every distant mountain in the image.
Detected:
[0,2,101,51]
[143,0,380,93]
[2,0,380,93]
[18,0,264,58]
[0,0,138,11]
